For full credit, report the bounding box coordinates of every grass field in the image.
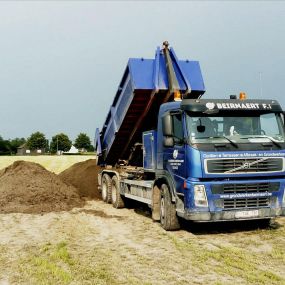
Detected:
[0,155,95,174]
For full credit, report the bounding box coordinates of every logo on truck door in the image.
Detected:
[206,102,215,110]
[173,149,178,159]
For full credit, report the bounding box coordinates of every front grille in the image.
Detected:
[206,157,283,174]
[212,182,279,194]
[223,197,270,209]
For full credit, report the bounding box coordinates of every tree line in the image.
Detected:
[0,132,94,155]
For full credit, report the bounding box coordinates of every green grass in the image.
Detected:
[17,241,118,285]
[19,241,72,285]
[167,233,285,285]
[0,155,94,174]
[0,245,8,278]
[270,244,285,262]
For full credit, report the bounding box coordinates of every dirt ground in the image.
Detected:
[0,200,284,285]
[0,161,83,214]
[0,157,284,284]
[59,159,101,199]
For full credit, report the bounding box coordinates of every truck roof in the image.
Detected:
[181,99,282,113]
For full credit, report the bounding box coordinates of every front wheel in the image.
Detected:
[160,184,180,231]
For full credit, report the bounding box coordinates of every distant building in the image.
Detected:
[17,143,45,155]
[17,143,29,155]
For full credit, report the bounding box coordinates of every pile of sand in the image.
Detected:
[59,159,101,199]
[0,161,84,214]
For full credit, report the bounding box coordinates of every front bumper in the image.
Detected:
[178,207,284,222]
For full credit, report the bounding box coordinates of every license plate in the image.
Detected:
[235,210,259,219]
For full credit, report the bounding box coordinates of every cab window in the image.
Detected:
[172,113,183,144]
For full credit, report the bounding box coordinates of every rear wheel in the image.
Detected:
[160,184,180,231]
[111,176,125,208]
[101,174,112,203]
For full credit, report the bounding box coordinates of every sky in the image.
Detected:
[0,1,284,142]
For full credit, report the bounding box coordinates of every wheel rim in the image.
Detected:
[102,181,107,200]
[112,182,117,204]
[160,196,165,223]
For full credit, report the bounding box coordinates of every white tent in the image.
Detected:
[67,145,79,154]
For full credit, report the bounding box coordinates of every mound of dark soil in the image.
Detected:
[59,159,101,199]
[0,161,84,214]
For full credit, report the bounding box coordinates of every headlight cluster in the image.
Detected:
[194,185,208,207]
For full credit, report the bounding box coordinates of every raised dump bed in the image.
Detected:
[96,43,205,166]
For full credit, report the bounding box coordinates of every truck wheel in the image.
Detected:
[111,176,125,208]
[101,174,112,203]
[160,184,180,231]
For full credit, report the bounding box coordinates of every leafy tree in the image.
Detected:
[88,144,94,152]
[50,133,72,153]
[45,139,50,153]
[74,133,93,151]
[0,136,11,155]
[9,137,26,154]
[27,132,47,150]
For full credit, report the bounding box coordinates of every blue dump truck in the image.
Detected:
[95,42,285,230]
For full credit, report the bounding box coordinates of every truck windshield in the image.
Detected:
[186,112,285,144]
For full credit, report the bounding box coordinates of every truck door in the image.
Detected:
[164,112,186,194]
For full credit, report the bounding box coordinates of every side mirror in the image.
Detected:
[163,137,174,147]
[162,113,173,136]
[197,125,205,133]
[282,111,285,125]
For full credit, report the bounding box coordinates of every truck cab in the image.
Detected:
[155,98,285,225]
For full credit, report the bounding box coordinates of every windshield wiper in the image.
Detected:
[193,136,238,148]
[242,135,282,149]
[220,136,238,148]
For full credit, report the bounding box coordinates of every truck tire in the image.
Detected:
[160,184,180,231]
[101,174,112,203]
[111,176,125,208]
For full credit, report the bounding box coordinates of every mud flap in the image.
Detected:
[152,186,161,221]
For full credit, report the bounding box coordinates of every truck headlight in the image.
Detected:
[194,185,208,207]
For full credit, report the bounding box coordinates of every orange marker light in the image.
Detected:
[183,180,187,189]
[239,92,247,100]
[174,90,182,101]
